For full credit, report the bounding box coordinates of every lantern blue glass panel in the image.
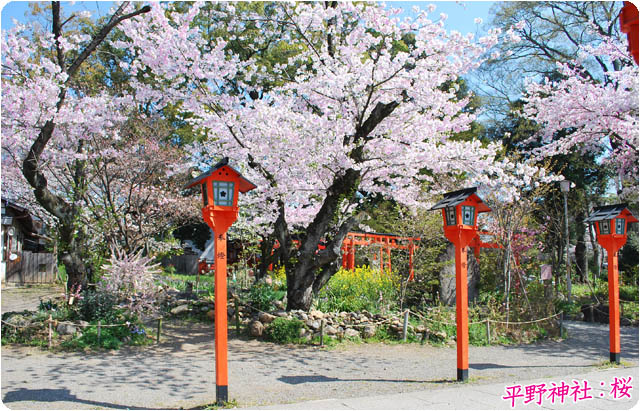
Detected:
[615,218,625,235]
[599,219,611,235]
[462,205,475,226]
[202,183,209,206]
[213,181,234,206]
[445,207,457,226]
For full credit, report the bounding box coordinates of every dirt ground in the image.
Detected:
[1,284,64,314]
[1,285,639,409]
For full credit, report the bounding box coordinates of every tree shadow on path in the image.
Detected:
[278,375,454,385]
[2,388,159,409]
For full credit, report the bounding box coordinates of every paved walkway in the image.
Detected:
[1,318,638,409]
[250,366,639,410]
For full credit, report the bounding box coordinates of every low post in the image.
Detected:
[97,321,102,344]
[486,319,491,345]
[402,311,409,342]
[157,317,162,344]
[320,320,325,346]
[48,315,52,349]
[234,298,240,333]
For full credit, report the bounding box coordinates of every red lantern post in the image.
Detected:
[431,187,491,381]
[184,157,256,404]
[620,1,639,64]
[585,204,638,364]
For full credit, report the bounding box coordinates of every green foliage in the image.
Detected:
[370,325,395,342]
[620,230,639,285]
[309,334,340,348]
[61,323,150,350]
[264,318,303,344]
[620,284,639,302]
[316,266,399,313]
[162,272,216,295]
[57,264,68,284]
[73,290,121,323]
[38,299,58,312]
[248,282,285,312]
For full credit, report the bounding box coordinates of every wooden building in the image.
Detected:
[1,199,57,284]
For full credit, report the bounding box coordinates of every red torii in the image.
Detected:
[469,230,502,258]
[341,232,420,280]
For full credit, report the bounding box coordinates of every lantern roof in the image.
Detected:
[184,157,257,193]
[584,203,638,223]
[429,187,491,213]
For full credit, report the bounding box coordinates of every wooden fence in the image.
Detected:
[5,251,58,284]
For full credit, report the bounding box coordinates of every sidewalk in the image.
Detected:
[250,366,639,410]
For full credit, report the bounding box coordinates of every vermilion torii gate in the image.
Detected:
[340,232,420,279]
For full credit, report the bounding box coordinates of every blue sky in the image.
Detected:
[1,1,496,34]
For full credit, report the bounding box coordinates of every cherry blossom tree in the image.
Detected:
[118,1,559,310]
[522,39,639,200]
[1,2,152,287]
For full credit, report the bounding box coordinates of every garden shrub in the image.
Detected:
[316,266,399,313]
[98,247,162,317]
[248,282,285,312]
[74,290,121,323]
[264,317,303,344]
[61,323,150,350]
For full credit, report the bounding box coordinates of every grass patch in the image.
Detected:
[192,399,238,409]
[264,318,303,344]
[59,324,153,351]
[595,360,633,369]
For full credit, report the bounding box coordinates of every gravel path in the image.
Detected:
[1,318,638,409]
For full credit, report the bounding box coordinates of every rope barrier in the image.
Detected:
[407,309,563,327]
[487,312,563,325]
[1,317,162,330]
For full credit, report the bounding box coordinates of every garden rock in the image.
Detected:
[362,325,376,338]
[306,320,321,330]
[258,312,276,324]
[273,310,288,318]
[431,330,447,340]
[273,300,285,310]
[345,328,360,339]
[324,325,338,335]
[207,310,215,321]
[249,321,264,337]
[57,323,77,335]
[171,304,190,315]
[310,310,324,319]
[5,314,31,328]
[77,320,90,330]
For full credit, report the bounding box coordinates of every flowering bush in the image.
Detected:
[98,248,162,317]
[316,266,399,313]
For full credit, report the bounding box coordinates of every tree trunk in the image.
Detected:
[257,235,275,280]
[437,244,478,306]
[19,1,151,290]
[575,209,587,282]
[467,250,479,304]
[283,100,399,311]
[438,243,456,306]
[287,169,361,311]
[588,219,600,283]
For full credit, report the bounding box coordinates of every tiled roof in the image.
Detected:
[584,204,631,222]
[184,157,257,192]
